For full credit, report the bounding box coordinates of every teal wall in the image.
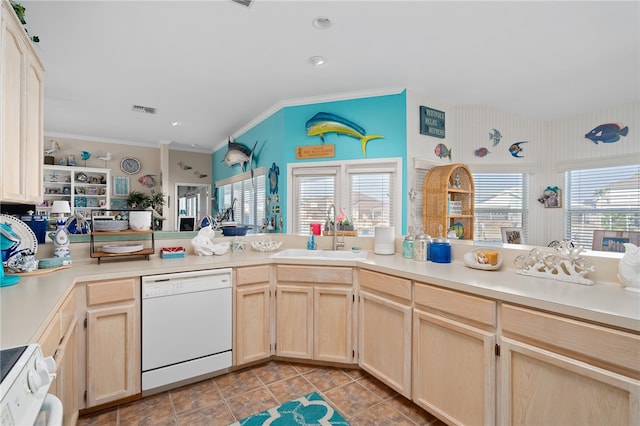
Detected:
[212,91,408,232]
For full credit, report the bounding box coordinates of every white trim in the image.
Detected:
[287,157,403,236]
[215,167,265,187]
[213,87,406,152]
[45,132,162,149]
[556,154,640,172]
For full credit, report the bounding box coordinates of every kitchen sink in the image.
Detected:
[270,248,368,260]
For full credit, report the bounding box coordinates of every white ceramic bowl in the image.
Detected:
[129,211,152,231]
[251,240,283,252]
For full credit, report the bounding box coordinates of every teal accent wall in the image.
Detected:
[212,91,407,232]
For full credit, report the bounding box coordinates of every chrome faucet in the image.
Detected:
[326,204,345,251]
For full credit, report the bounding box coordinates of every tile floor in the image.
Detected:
[77,361,447,426]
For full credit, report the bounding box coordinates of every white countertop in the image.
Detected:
[1,248,639,349]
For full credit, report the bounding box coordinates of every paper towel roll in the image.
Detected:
[374,226,395,255]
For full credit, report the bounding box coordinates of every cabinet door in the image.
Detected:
[0,20,25,201]
[499,336,639,426]
[276,285,313,359]
[23,56,43,201]
[86,302,139,407]
[57,320,78,426]
[413,309,496,426]
[236,284,271,365]
[314,286,353,363]
[359,290,412,397]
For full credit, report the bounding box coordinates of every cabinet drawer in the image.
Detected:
[501,304,640,376]
[39,317,60,359]
[359,269,411,302]
[237,265,270,285]
[414,283,495,328]
[276,265,352,285]
[86,277,137,306]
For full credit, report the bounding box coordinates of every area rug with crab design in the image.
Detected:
[228,391,350,426]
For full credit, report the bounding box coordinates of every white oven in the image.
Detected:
[0,344,62,426]
[141,269,232,393]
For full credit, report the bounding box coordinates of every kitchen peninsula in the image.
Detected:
[1,237,638,425]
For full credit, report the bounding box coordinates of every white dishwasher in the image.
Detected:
[141,269,232,392]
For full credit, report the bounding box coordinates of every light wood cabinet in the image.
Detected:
[38,288,78,426]
[0,0,44,204]
[84,277,140,408]
[499,304,640,426]
[413,283,496,425]
[358,269,412,398]
[235,265,272,365]
[423,163,474,240]
[275,265,354,363]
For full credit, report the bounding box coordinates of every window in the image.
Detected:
[565,164,640,248]
[216,168,265,231]
[473,173,528,242]
[290,159,402,236]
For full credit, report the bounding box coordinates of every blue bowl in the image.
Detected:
[221,226,250,236]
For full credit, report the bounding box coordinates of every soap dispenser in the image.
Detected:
[307,234,316,250]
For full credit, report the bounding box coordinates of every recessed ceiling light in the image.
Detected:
[170,121,182,127]
[309,56,327,66]
[312,17,332,29]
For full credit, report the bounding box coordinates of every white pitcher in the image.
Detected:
[618,243,640,292]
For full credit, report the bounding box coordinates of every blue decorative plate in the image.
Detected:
[1,214,38,266]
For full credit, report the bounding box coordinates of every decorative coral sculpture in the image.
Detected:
[514,241,595,285]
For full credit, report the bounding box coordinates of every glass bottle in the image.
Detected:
[414,226,430,262]
[402,226,415,259]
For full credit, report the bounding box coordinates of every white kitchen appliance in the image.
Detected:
[141,269,232,393]
[0,344,62,426]
[374,225,395,255]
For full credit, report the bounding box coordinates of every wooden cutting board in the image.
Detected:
[7,265,71,276]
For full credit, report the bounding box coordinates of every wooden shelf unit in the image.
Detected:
[422,163,475,240]
[90,210,154,263]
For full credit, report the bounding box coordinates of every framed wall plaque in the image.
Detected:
[420,106,446,138]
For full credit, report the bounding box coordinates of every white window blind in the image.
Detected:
[216,169,265,231]
[290,160,401,235]
[292,168,337,234]
[348,169,394,236]
[565,164,640,248]
[473,173,528,242]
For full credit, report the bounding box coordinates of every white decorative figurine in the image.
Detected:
[190,226,229,256]
[618,243,640,292]
[514,241,595,285]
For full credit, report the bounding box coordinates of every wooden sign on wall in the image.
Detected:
[296,144,335,159]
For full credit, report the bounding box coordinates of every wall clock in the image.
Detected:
[120,157,141,174]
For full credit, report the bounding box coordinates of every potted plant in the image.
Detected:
[10,1,39,42]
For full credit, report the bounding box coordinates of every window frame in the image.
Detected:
[287,158,403,236]
[215,167,266,231]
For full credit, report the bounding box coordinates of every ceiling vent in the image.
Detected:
[231,0,253,7]
[132,104,157,115]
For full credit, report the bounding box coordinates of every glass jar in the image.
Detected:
[413,227,430,262]
[402,226,415,259]
[430,237,451,263]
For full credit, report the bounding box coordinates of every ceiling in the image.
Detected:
[20,0,640,153]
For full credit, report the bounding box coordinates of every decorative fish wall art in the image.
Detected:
[434,143,452,160]
[223,137,259,172]
[138,174,157,188]
[474,147,490,158]
[509,141,528,158]
[489,128,502,146]
[585,123,629,144]
[305,112,383,157]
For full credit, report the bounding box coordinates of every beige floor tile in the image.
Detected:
[75,408,118,426]
[350,401,416,426]
[357,375,398,400]
[119,392,175,426]
[214,368,262,399]
[267,374,317,403]
[169,379,224,414]
[289,362,317,374]
[341,366,368,380]
[225,387,278,420]
[252,361,299,385]
[175,401,235,426]
[387,395,440,425]
[324,381,382,418]
[303,367,353,392]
